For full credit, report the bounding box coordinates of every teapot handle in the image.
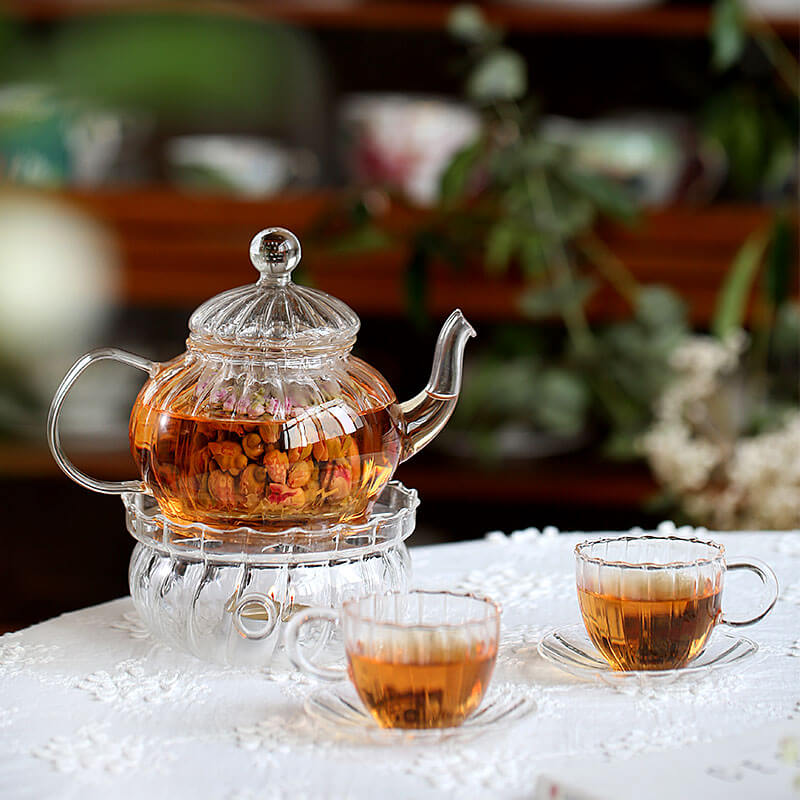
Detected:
[47,347,158,495]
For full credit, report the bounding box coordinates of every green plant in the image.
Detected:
[317,6,688,458]
[704,0,799,199]
[706,0,799,424]
[712,213,799,424]
[452,286,687,460]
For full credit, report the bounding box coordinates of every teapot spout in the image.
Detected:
[399,309,476,462]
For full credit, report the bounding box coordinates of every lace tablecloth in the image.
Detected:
[3,524,799,799]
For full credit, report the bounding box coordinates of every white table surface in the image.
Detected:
[2,523,799,800]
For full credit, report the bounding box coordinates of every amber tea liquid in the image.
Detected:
[577,582,722,671]
[347,639,497,729]
[130,401,401,529]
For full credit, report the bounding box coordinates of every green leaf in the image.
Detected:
[439,139,482,205]
[0,14,20,75]
[447,5,492,44]
[772,302,800,357]
[712,229,769,338]
[699,87,785,197]
[485,222,517,274]
[561,170,637,223]
[466,48,527,104]
[327,225,394,254]
[764,214,794,310]
[519,277,597,319]
[519,234,549,277]
[635,286,688,331]
[534,368,590,436]
[710,0,747,71]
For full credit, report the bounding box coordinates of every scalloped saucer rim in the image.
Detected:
[304,682,535,743]
[537,623,758,684]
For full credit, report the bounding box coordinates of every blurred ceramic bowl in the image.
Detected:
[0,85,152,187]
[165,135,317,196]
[340,94,481,206]
[0,85,71,187]
[540,113,724,207]
[67,109,153,186]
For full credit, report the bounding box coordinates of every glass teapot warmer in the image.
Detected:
[126,481,417,666]
[47,227,473,666]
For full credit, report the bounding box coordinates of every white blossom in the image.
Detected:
[641,333,800,530]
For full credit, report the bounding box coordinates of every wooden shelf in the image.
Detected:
[397,454,656,507]
[7,1,800,38]
[0,442,136,479]
[49,187,793,325]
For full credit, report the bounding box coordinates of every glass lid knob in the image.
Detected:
[249,227,301,285]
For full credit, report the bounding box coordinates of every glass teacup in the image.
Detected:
[575,535,778,671]
[285,590,500,729]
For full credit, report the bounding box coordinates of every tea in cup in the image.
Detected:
[285,590,500,729]
[575,535,778,671]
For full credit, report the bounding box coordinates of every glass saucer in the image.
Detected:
[538,624,757,686]
[304,683,534,743]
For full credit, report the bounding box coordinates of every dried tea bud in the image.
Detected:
[264,450,290,484]
[208,441,248,476]
[304,478,320,504]
[240,463,267,497]
[259,420,281,444]
[267,483,305,508]
[327,438,342,460]
[287,443,313,463]
[189,444,211,477]
[343,436,361,484]
[327,462,353,501]
[208,470,236,506]
[312,439,328,461]
[242,433,265,460]
[242,492,261,510]
[288,460,312,488]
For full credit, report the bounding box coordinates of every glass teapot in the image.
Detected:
[48,228,475,530]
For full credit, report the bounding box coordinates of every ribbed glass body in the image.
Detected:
[129,347,402,529]
[341,591,500,729]
[575,536,725,670]
[126,482,417,666]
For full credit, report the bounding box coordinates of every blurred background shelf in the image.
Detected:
[59,188,782,323]
[8,1,800,37]
[0,0,796,634]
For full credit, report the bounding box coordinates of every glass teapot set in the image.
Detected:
[47,228,475,666]
[47,228,778,732]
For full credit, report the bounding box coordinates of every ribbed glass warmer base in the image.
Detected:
[124,482,417,666]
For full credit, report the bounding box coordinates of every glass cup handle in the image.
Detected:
[721,558,779,627]
[47,347,158,494]
[284,607,347,681]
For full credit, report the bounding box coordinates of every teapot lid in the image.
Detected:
[188,228,359,353]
